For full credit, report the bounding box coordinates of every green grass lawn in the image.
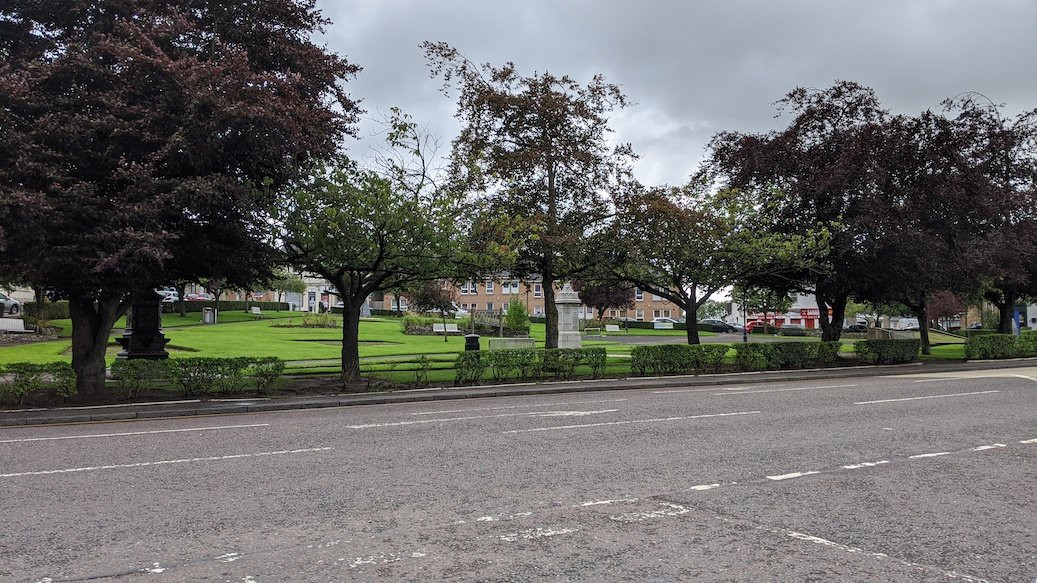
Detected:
[0,314,968,376]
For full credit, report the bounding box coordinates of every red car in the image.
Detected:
[745,321,776,333]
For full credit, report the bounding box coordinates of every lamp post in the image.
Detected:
[742,302,748,343]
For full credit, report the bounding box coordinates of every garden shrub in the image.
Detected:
[768,342,815,369]
[486,349,538,381]
[540,349,582,380]
[300,313,338,328]
[247,357,285,395]
[412,355,432,387]
[170,357,251,396]
[0,362,76,405]
[503,298,531,332]
[734,344,775,371]
[630,344,729,376]
[965,334,1035,360]
[111,359,171,399]
[813,341,842,366]
[454,351,487,385]
[854,339,920,364]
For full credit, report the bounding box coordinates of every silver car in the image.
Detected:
[0,292,21,315]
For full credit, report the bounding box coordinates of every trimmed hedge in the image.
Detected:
[854,339,920,364]
[455,347,608,385]
[732,342,843,372]
[958,329,998,339]
[965,334,1037,360]
[630,344,728,375]
[108,356,287,398]
[163,300,289,314]
[21,301,71,320]
[0,362,76,405]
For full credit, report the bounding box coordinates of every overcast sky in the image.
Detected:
[317,0,1037,186]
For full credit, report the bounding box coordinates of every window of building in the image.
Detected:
[609,309,617,318]
[485,280,494,294]
[636,309,645,321]
[534,283,542,298]
[635,289,644,301]
[486,302,494,311]
[460,281,470,295]
[398,298,408,310]
[653,310,660,318]
[511,280,521,294]
[663,309,671,318]
[791,318,802,325]
[534,306,544,316]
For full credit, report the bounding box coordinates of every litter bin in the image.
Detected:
[203,307,216,324]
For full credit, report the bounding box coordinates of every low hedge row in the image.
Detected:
[854,339,920,364]
[631,344,728,375]
[965,333,1037,360]
[732,342,841,372]
[0,362,76,405]
[110,356,286,398]
[21,301,71,320]
[455,347,607,385]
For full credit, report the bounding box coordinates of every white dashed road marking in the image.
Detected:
[348,409,618,429]
[854,390,999,405]
[718,384,857,395]
[766,470,820,481]
[0,447,332,478]
[500,410,760,434]
[0,423,270,444]
[410,399,627,415]
[908,452,951,459]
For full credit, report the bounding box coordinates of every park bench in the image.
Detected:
[487,337,536,351]
[251,306,263,319]
[583,327,601,335]
[432,322,461,334]
[604,324,621,333]
[0,318,33,334]
[653,321,674,330]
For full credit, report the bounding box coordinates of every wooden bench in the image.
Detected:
[0,318,33,334]
[251,306,263,319]
[432,323,461,334]
[604,324,621,333]
[583,327,601,335]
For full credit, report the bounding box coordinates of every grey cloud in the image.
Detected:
[316,0,1037,185]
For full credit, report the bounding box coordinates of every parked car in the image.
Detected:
[155,288,178,302]
[698,319,736,333]
[185,293,214,301]
[779,324,808,336]
[0,292,21,315]
[843,323,868,333]
[745,320,777,334]
[652,317,681,324]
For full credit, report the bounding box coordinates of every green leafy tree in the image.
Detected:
[572,279,636,320]
[696,299,730,321]
[0,0,359,396]
[424,42,634,349]
[504,297,531,332]
[601,186,826,344]
[731,285,794,325]
[283,161,465,384]
[406,280,456,342]
[269,270,307,308]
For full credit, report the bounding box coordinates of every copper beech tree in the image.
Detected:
[0,1,359,396]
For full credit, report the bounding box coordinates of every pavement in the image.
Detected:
[0,362,1035,581]
[2,358,1035,428]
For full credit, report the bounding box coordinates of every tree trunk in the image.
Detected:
[543,277,558,349]
[916,304,931,355]
[442,312,448,342]
[994,294,1016,334]
[817,292,848,342]
[68,296,126,399]
[684,320,700,345]
[340,301,362,385]
[176,283,187,317]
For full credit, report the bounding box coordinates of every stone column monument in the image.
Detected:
[116,291,170,360]
[555,282,582,349]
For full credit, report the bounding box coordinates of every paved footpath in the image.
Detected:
[1,363,1034,581]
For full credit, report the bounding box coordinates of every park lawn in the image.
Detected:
[45,310,299,338]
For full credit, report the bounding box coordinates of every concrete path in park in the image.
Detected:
[2,358,1035,428]
[1,364,1034,581]
[590,332,819,344]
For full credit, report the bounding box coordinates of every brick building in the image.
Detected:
[451,277,685,321]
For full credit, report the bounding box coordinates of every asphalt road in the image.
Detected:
[1,367,1035,582]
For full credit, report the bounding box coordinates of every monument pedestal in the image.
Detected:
[116,292,170,360]
[555,283,582,349]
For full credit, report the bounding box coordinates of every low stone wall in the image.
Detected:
[487,337,536,351]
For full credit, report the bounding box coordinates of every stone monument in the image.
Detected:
[116,291,170,359]
[555,282,582,349]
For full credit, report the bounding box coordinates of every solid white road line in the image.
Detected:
[578,498,637,507]
[842,460,890,469]
[0,447,332,478]
[410,399,628,415]
[653,387,738,394]
[1020,438,1037,444]
[0,423,270,444]
[500,410,760,434]
[854,390,999,405]
[718,384,857,395]
[908,452,951,459]
[766,470,820,481]
[970,444,1006,451]
[348,409,619,429]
